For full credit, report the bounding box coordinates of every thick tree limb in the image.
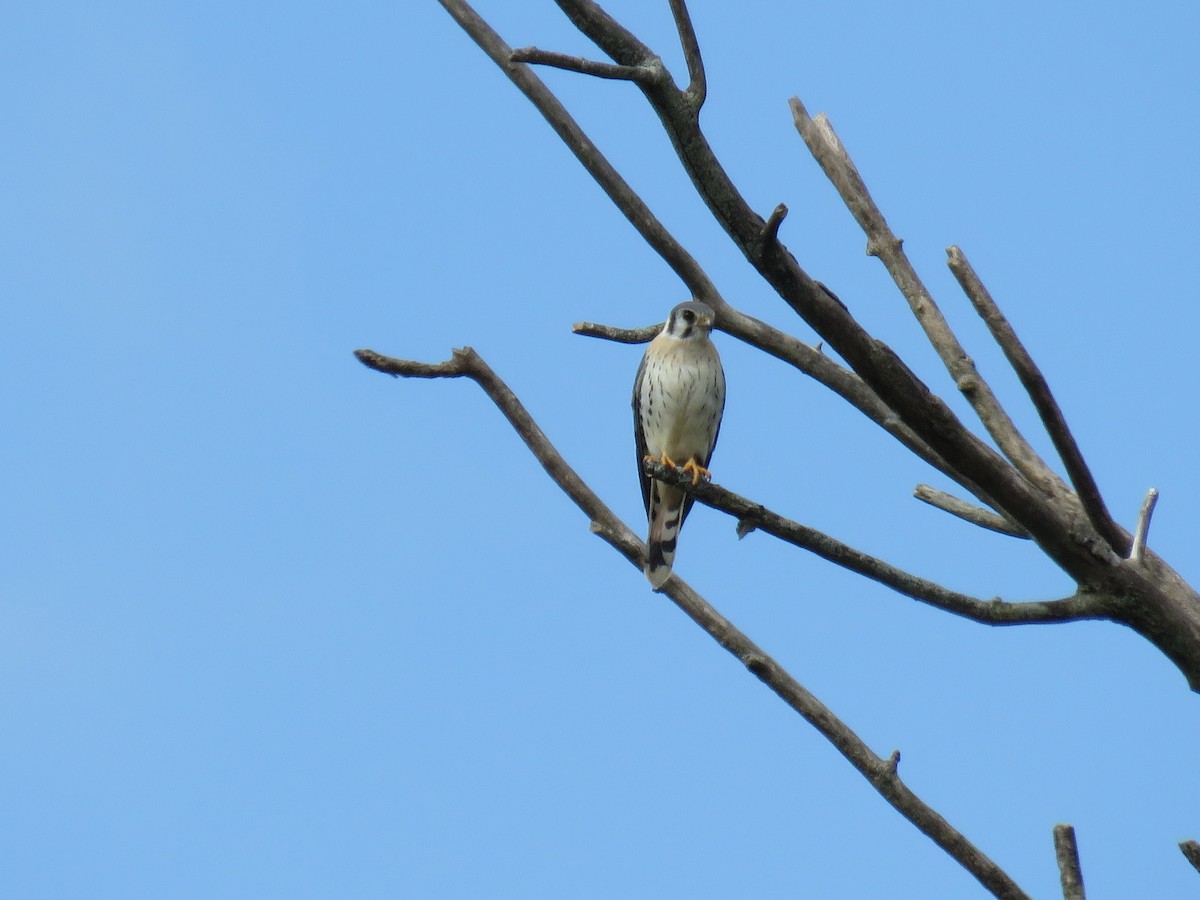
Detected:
[790,101,1065,501]
[355,343,1032,900]
[644,460,1100,626]
[946,245,1129,555]
[1053,824,1086,900]
[913,484,1031,539]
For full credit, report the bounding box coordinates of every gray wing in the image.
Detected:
[632,351,652,518]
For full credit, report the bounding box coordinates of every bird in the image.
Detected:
[632,300,726,589]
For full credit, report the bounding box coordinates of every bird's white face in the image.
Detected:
[664,301,716,341]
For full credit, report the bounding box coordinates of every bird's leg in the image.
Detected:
[680,456,712,486]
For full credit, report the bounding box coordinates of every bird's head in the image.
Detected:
[663,301,717,340]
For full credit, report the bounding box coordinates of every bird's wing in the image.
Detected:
[632,350,652,518]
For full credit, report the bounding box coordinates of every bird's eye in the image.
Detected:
[681,309,695,323]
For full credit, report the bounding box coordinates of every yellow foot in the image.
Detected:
[644,452,678,469]
[681,457,712,485]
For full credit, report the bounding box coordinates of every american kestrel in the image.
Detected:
[632,301,726,588]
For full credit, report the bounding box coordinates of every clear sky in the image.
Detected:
[3,1,1198,897]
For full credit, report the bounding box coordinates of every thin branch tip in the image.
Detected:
[947,245,1127,554]
[886,750,901,776]
[1053,824,1086,900]
[509,46,655,83]
[1180,839,1200,875]
[760,203,789,249]
[1131,487,1160,562]
[573,320,662,344]
[667,0,706,104]
[913,484,1031,539]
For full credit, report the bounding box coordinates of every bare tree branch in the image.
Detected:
[509,46,657,83]
[1180,839,1200,876]
[760,202,788,250]
[355,343,1033,900]
[434,0,1200,690]
[1130,487,1160,563]
[1053,824,1087,900]
[438,0,716,301]
[667,0,705,105]
[445,0,1060,543]
[441,0,987,509]
[572,319,663,343]
[538,0,1120,582]
[946,245,1129,555]
[913,484,1031,539]
[642,459,1100,626]
[789,99,1066,501]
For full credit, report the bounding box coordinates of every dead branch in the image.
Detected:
[538,0,1116,585]
[1180,839,1200,876]
[509,46,657,83]
[913,484,1031,539]
[572,320,663,343]
[645,460,1099,626]
[790,101,1066,501]
[356,342,1033,900]
[433,0,1200,690]
[1130,487,1160,563]
[667,0,705,105]
[946,245,1128,554]
[1053,824,1087,900]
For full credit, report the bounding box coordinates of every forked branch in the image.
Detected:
[789,99,1066,502]
[946,245,1129,555]
[644,460,1100,626]
[355,343,1032,899]
[667,0,705,104]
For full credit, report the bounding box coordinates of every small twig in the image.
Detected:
[353,348,470,379]
[1053,824,1086,900]
[1130,488,1160,562]
[1180,839,1200,876]
[885,749,901,776]
[913,484,1031,539]
[510,46,658,83]
[358,341,1032,899]
[645,460,1102,627]
[789,98,1065,502]
[946,245,1129,556]
[760,202,788,250]
[667,0,705,105]
[572,320,663,344]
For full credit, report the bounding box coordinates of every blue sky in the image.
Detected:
[3,1,1198,897]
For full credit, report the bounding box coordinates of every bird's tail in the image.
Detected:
[645,481,686,589]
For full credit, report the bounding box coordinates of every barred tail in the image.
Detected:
[645,481,686,589]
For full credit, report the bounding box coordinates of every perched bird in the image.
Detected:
[632,301,726,588]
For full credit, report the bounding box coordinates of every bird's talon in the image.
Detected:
[681,458,712,485]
